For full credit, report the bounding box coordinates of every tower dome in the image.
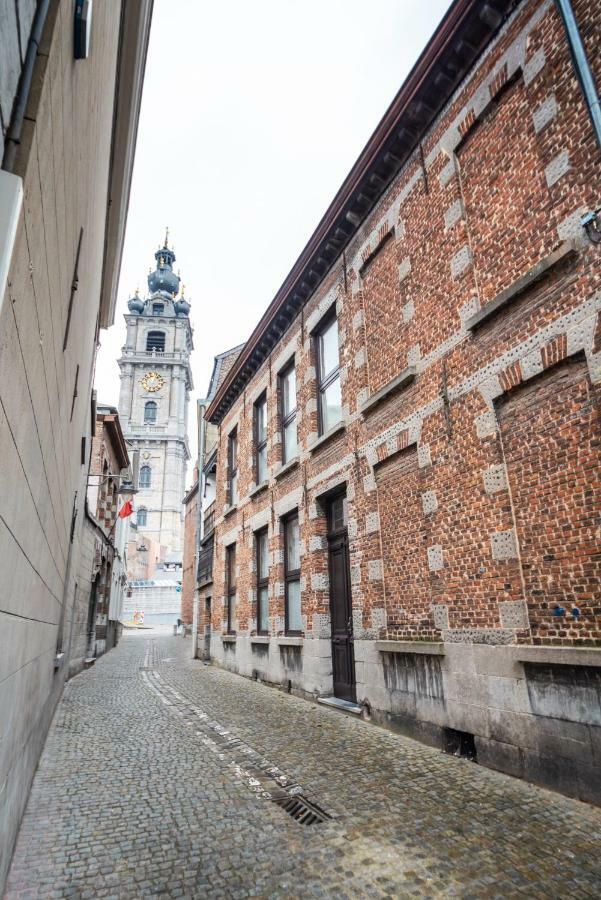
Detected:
[174,284,191,317]
[147,229,180,297]
[127,289,144,314]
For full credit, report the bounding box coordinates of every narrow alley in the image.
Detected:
[5,630,601,899]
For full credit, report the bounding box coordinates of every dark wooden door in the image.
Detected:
[328,517,356,702]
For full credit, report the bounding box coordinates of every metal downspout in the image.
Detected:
[555,0,601,148]
[2,0,52,172]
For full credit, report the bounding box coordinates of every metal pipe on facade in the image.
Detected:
[554,0,601,148]
[2,0,52,172]
[191,399,207,659]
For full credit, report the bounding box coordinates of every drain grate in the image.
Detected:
[273,794,331,825]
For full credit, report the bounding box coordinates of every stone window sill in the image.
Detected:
[276,637,304,647]
[308,421,346,455]
[223,503,237,519]
[466,240,577,331]
[250,636,270,644]
[274,456,300,480]
[510,645,601,667]
[375,640,445,655]
[360,367,416,416]
[249,481,269,499]
[221,634,237,643]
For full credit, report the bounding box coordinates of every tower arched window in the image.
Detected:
[144,401,157,423]
[146,331,165,352]
[140,465,152,488]
[153,303,164,316]
[137,507,147,527]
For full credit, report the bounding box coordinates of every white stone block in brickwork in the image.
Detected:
[499,600,529,629]
[307,431,318,445]
[545,150,570,188]
[520,348,544,380]
[407,344,421,366]
[478,375,503,405]
[352,310,364,332]
[312,613,331,638]
[365,511,380,534]
[421,490,438,515]
[304,366,316,384]
[444,198,463,231]
[347,518,358,540]
[309,503,319,520]
[439,158,455,188]
[523,48,546,87]
[350,564,361,586]
[311,572,329,592]
[340,364,349,387]
[431,604,449,630]
[532,94,557,133]
[459,296,480,328]
[483,464,508,494]
[356,388,369,409]
[417,444,431,468]
[336,296,344,316]
[363,471,376,494]
[450,245,472,279]
[347,481,355,502]
[586,350,601,384]
[490,529,518,560]
[274,549,284,565]
[368,559,383,581]
[354,348,366,370]
[475,411,497,438]
[402,299,415,323]
[567,314,596,357]
[397,217,406,240]
[275,581,285,597]
[557,206,587,243]
[427,545,444,571]
[305,397,317,416]
[398,257,411,283]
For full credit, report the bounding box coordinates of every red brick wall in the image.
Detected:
[181,484,198,624]
[207,0,601,649]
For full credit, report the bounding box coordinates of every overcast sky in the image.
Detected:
[94,0,452,484]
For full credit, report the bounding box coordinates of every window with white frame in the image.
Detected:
[279,362,297,463]
[315,312,342,435]
[284,512,302,634]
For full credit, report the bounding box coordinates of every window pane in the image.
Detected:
[227,546,236,586]
[228,593,237,631]
[318,319,339,379]
[258,531,269,580]
[230,432,237,467]
[321,375,342,432]
[256,398,267,443]
[286,515,300,571]
[230,472,238,505]
[258,586,269,632]
[257,444,267,484]
[286,579,302,632]
[282,367,296,416]
[283,418,297,462]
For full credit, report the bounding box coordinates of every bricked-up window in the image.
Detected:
[144,401,157,423]
[228,428,238,505]
[284,512,302,633]
[146,331,165,352]
[226,544,237,633]
[279,362,297,462]
[137,507,147,526]
[256,528,269,634]
[315,313,342,435]
[254,393,268,485]
[139,465,152,488]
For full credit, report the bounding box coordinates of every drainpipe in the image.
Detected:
[2,0,52,172]
[191,399,207,659]
[555,0,601,148]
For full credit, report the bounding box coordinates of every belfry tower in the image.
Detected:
[118,232,193,557]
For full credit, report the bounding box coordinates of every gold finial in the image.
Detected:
[181,283,186,297]
[135,286,139,297]
[164,226,169,248]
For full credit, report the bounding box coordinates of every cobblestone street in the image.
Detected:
[6,631,601,899]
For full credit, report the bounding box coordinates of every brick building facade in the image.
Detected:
[181,471,199,625]
[197,0,600,802]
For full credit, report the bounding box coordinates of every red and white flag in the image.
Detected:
[118,499,134,519]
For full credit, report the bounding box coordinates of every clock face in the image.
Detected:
[141,371,164,393]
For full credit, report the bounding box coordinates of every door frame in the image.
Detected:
[325,491,356,702]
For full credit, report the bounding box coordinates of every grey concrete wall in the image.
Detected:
[0,0,36,160]
[0,0,124,888]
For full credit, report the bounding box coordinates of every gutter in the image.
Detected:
[2,0,52,172]
[554,0,601,147]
